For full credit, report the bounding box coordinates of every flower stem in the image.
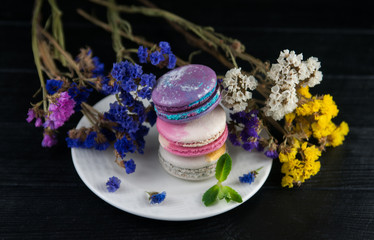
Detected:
[48,0,66,66]
[38,27,84,79]
[77,8,189,66]
[32,0,47,112]
[107,0,125,62]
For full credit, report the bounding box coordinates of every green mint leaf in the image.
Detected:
[222,186,243,203]
[217,185,225,200]
[215,153,232,183]
[202,184,220,206]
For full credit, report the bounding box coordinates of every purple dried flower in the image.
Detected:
[42,131,58,147]
[228,133,241,146]
[46,92,75,129]
[35,118,43,127]
[265,149,279,159]
[26,108,35,123]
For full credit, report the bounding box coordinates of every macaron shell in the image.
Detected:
[152,64,217,109]
[158,125,228,157]
[158,145,227,181]
[156,105,227,146]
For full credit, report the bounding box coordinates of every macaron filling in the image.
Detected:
[154,90,221,121]
[161,128,225,148]
[158,125,228,157]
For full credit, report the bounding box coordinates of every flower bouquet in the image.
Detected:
[27,0,349,208]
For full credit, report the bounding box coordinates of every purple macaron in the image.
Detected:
[152,64,221,123]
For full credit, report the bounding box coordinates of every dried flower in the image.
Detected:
[124,159,136,174]
[137,46,148,63]
[264,49,323,121]
[42,130,58,147]
[239,167,262,184]
[150,51,165,65]
[46,79,63,95]
[147,191,166,204]
[221,67,257,113]
[106,176,121,192]
[45,92,75,130]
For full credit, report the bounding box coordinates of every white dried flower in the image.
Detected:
[221,67,258,113]
[264,49,323,120]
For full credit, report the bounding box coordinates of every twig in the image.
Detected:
[77,9,188,66]
[38,27,84,79]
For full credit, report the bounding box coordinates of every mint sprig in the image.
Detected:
[202,153,243,206]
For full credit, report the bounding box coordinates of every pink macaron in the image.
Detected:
[156,105,228,157]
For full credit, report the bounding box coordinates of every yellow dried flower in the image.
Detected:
[303,143,321,162]
[279,147,297,163]
[281,175,294,188]
[280,141,322,188]
[295,117,312,138]
[311,116,336,139]
[296,98,321,116]
[297,86,312,98]
[320,94,339,119]
[285,112,296,125]
[326,121,349,147]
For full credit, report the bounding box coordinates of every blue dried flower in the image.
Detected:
[114,136,135,159]
[92,56,105,77]
[66,136,83,148]
[95,140,110,151]
[150,51,165,65]
[148,191,166,204]
[100,128,116,142]
[167,53,177,69]
[46,79,63,95]
[239,172,255,184]
[111,61,143,83]
[138,46,148,63]
[138,87,152,100]
[106,176,121,192]
[124,159,136,174]
[146,108,157,126]
[159,41,171,54]
[104,102,139,133]
[84,131,97,148]
[119,91,135,107]
[68,83,93,111]
[140,73,156,88]
[101,77,120,95]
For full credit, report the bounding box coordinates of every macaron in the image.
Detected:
[158,143,227,180]
[152,64,221,123]
[156,105,228,157]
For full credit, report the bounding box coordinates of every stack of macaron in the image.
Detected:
[152,64,228,180]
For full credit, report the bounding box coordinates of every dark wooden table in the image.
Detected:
[1,0,374,239]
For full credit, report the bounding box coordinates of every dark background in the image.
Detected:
[1,0,374,239]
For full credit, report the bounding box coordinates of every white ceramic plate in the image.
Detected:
[71,95,272,221]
